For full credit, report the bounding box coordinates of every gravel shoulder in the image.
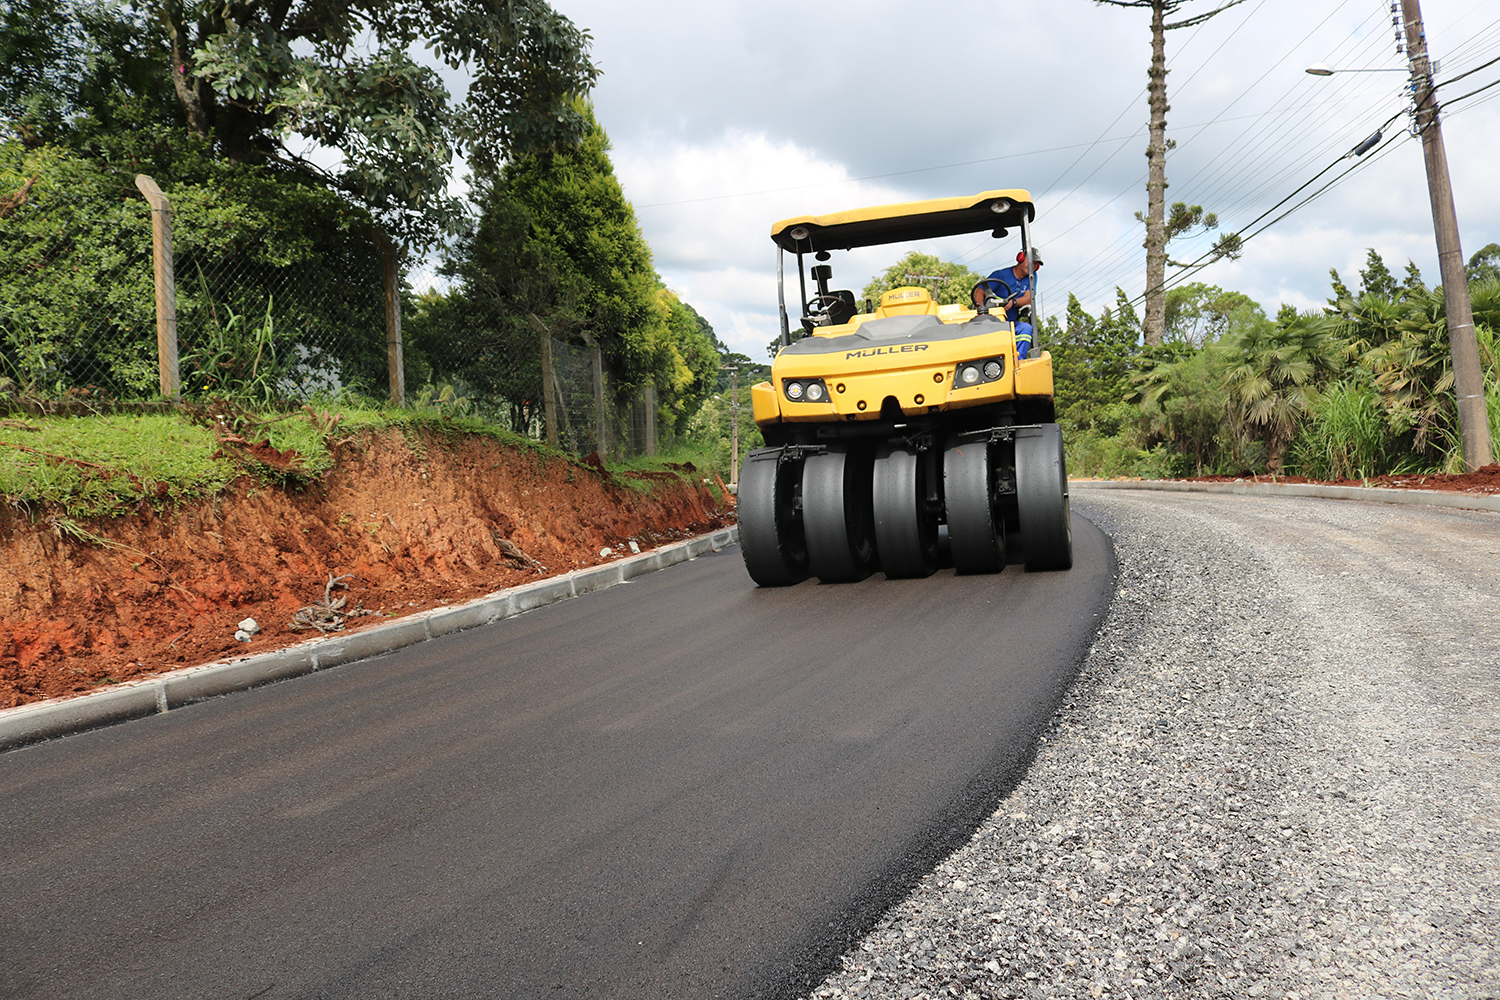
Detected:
[805,490,1500,1000]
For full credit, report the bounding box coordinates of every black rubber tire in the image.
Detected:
[738,447,810,587]
[943,437,1004,574]
[872,443,938,578]
[1015,423,1073,572]
[803,444,877,583]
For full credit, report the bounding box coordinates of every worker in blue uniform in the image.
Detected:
[975,250,1042,359]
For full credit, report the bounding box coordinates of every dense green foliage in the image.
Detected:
[1057,248,1499,478]
[405,105,722,441]
[860,251,981,308]
[2,0,599,250]
[1,131,385,401]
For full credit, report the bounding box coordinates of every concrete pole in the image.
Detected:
[371,229,405,407]
[134,175,179,401]
[1401,0,1493,470]
[592,343,606,460]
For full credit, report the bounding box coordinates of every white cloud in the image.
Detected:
[535,0,1500,352]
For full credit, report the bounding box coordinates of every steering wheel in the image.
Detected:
[804,293,845,317]
[970,280,1012,314]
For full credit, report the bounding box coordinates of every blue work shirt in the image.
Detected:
[982,267,1033,323]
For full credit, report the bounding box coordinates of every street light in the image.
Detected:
[1306,0,1492,471]
[1304,62,1410,76]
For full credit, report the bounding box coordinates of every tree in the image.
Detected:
[1163,282,1268,346]
[1090,0,1246,345]
[1358,248,1399,300]
[1130,341,1230,474]
[419,103,722,437]
[860,251,981,308]
[3,0,599,251]
[1468,242,1500,288]
[1,1,183,148]
[493,103,664,383]
[1219,311,1345,472]
[1051,290,1140,427]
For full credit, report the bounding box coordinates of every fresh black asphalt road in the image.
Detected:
[1,515,1114,1000]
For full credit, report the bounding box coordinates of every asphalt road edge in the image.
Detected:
[0,526,740,753]
[1071,477,1500,513]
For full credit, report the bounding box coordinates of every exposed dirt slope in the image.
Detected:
[0,429,733,708]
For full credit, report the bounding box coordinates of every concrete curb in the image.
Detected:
[0,526,740,753]
[1070,477,1500,513]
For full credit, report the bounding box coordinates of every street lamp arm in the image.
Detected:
[1305,62,1406,74]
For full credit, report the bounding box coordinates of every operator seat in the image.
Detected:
[810,264,857,327]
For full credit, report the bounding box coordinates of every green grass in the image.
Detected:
[0,400,725,520]
[0,414,235,518]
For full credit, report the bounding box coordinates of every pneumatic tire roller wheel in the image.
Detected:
[943,437,1004,574]
[1015,423,1073,571]
[872,442,939,579]
[739,447,810,587]
[803,444,878,583]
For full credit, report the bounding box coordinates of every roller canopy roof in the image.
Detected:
[771,190,1034,254]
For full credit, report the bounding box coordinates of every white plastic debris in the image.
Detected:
[599,547,613,558]
[628,540,640,554]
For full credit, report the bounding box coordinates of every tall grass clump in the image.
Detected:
[1293,381,1388,480]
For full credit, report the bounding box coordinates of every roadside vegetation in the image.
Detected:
[1045,246,1500,479]
[0,399,725,522]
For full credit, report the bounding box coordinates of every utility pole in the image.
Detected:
[1401,0,1493,470]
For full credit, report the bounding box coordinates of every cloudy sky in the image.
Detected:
[533,0,1500,360]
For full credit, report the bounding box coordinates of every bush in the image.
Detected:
[1290,380,1388,480]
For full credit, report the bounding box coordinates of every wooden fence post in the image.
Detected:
[539,327,558,447]
[371,229,404,406]
[644,383,657,456]
[134,175,179,401]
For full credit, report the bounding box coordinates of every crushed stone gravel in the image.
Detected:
[803,491,1500,1000]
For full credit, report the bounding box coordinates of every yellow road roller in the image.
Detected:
[738,189,1071,586]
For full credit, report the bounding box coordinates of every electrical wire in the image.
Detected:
[1126,117,1410,306]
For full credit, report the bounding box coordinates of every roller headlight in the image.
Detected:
[783,378,829,402]
[952,357,1005,389]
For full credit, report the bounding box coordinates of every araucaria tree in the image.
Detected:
[1091,0,1246,346]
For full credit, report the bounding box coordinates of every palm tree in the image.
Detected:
[1220,312,1345,472]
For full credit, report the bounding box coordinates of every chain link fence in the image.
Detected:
[0,184,156,398]
[1,173,386,404]
[173,225,387,403]
[3,171,664,459]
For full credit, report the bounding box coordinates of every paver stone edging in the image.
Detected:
[0,527,739,753]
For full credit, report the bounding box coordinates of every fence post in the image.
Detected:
[539,328,559,447]
[591,344,606,460]
[371,229,404,406]
[644,383,657,456]
[134,175,179,401]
